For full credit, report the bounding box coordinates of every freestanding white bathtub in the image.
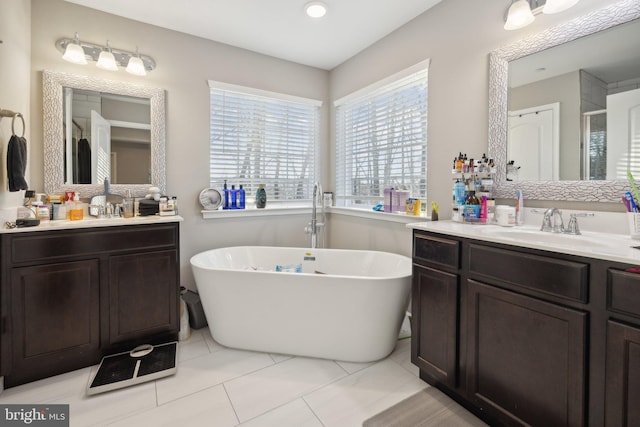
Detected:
[190,246,412,363]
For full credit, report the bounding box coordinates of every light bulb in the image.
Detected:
[96,42,118,71]
[126,55,146,76]
[504,0,535,30]
[62,33,87,65]
[543,0,580,14]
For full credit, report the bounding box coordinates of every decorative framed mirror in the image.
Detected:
[489,0,640,202]
[43,70,166,197]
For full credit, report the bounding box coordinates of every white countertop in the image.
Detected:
[407,220,640,266]
[0,215,183,234]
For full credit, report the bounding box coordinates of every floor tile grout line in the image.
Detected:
[302,395,327,426]
[225,357,354,424]
[221,382,241,425]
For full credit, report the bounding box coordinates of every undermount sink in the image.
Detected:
[479,227,616,249]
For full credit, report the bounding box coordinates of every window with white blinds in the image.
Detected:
[209,81,321,203]
[335,61,428,207]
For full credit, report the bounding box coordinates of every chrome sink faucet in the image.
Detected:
[540,208,594,235]
[541,208,564,233]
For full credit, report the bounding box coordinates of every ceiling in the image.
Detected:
[65,0,443,70]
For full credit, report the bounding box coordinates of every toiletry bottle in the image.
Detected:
[172,196,178,215]
[230,185,237,209]
[123,189,135,218]
[238,185,246,209]
[37,203,50,223]
[455,153,463,172]
[69,192,83,221]
[515,189,524,225]
[480,195,488,223]
[453,179,465,207]
[223,180,230,210]
[256,184,267,208]
[463,190,480,221]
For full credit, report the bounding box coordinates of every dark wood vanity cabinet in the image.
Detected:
[0,222,180,388]
[412,229,640,427]
[605,269,640,426]
[412,234,459,388]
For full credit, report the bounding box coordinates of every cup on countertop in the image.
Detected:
[627,212,640,239]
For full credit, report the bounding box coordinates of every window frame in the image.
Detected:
[208,80,322,205]
[334,60,429,208]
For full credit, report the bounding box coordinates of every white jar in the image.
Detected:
[495,205,516,227]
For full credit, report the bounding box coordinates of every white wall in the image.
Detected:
[0,0,31,218]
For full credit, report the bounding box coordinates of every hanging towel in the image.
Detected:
[77,138,91,184]
[7,134,28,192]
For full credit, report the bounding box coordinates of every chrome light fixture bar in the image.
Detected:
[504,0,580,30]
[56,36,156,74]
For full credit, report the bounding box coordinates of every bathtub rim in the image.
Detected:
[189,245,412,280]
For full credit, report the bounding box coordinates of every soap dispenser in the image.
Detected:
[69,192,83,221]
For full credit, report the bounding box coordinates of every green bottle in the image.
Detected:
[256,184,267,209]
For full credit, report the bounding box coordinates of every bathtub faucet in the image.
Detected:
[305,182,325,248]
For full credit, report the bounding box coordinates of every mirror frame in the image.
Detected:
[489,0,640,202]
[43,70,166,197]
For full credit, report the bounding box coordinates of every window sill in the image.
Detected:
[201,205,431,224]
[201,205,312,219]
[328,207,430,224]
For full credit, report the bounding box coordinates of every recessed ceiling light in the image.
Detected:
[305,2,327,18]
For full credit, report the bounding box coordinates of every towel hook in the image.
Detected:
[12,113,25,138]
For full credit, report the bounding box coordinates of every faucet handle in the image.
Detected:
[564,212,594,235]
[570,212,595,218]
[565,216,580,235]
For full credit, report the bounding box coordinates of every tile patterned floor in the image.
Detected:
[0,328,480,426]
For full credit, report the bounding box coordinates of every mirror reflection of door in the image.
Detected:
[91,110,111,185]
[63,88,152,185]
[507,103,559,181]
[607,87,640,180]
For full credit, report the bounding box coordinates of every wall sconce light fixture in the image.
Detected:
[504,0,580,30]
[56,34,156,75]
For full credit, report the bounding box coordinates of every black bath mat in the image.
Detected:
[87,342,178,395]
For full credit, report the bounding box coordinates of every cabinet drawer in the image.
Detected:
[413,233,460,269]
[469,244,588,303]
[608,269,640,319]
[9,224,177,263]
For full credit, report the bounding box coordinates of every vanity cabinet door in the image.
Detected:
[605,320,640,427]
[467,280,587,427]
[412,264,458,387]
[108,250,179,346]
[7,260,100,387]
